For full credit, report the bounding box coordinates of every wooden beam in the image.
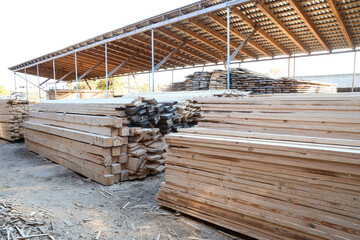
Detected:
[230,25,260,61]
[231,7,290,55]
[155,41,187,71]
[84,79,92,90]
[288,0,330,51]
[125,36,190,66]
[209,13,273,57]
[188,19,256,58]
[128,67,142,93]
[255,0,310,54]
[327,0,355,49]
[157,27,221,61]
[39,77,52,86]
[143,31,212,63]
[220,53,227,70]
[108,52,138,77]
[173,23,227,56]
[78,59,105,81]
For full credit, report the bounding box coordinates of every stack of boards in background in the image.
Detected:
[157,93,360,240]
[0,99,31,141]
[167,68,337,94]
[167,72,212,91]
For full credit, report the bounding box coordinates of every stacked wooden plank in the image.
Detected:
[0,99,31,141]
[167,68,337,94]
[46,89,114,100]
[24,101,135,185]
[173,100,201,129]
[125,99,163,128]
[167,72,211,91]
[157,93,360,240]
[125,128,166,180]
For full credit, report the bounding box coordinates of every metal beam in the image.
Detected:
[75,52,78,100]
[13,72,17,93]
[293,54,296,78]
[230,25,260,62]
[108,52,138,77]
[154,41,187,71]
[227,7,230,90]
[14,73,45,91]
[24,69,28,101]
[105,43,108,98]
[53,59,57,100]
[10,0,249,72]
[352,51,357,92]
[78,59,104,81]
[152,28,155,93]
[37,65,41,102]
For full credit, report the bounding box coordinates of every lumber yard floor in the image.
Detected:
[0,140,249,240]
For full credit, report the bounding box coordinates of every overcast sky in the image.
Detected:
[0,0,358,91]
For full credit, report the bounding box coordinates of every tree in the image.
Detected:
[0,85,10,96]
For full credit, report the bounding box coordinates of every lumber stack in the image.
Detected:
[24,101,134,185]
[167,68,337,94]
[157,93,360,240]
[46,89,114,100]
[173,100,201,129]
[193,93,360,140]
[125,98,163,128]
[0,99,31,141]
[125,128,166,180]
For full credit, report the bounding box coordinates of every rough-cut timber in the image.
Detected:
[0,99,32,141]
[167,68,337,94]
[24,100,136,185]
[157,93,360,240]
[46,89,114,100]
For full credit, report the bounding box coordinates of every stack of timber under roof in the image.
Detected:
[8,0,360,82]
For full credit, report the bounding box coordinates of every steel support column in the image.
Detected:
[172,70,174,83]
[53,59,57,100]
[75,52,78,100]
[293,55,296,78]
[37,65,41,102]
[226,7,230,90]
[105,43,109,99]
[151,28,155,93]
[13,72,17,93]
[288,57,291,78]
[352,51,357,92]
[24,68,28,101]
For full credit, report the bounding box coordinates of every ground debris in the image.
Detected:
[0,201,55,240]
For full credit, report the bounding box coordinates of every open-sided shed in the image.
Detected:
[8,0,360,99]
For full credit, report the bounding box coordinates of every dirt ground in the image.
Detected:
[0,140,248,240]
